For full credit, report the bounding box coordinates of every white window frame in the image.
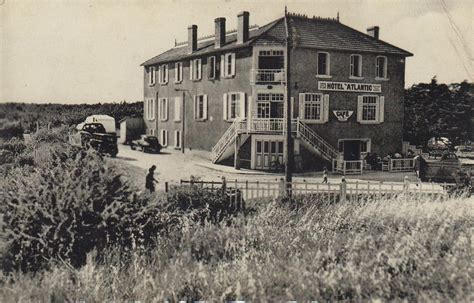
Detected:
[298,93,329,123]
[157,64,168,84]
[221,53,236,78]
[174,130,181,149]
[350,54,363,79]
[375,56,388,80]
[174,62,183,83]
[148,66,156,86]
[316,52,331,77]
[223,92,246,121]
[208,56,217,79]
[160,129,168,147]
[357,95,385,124]
[190,59,202,81]
[158,98,168,121]
[174,96,181,122]
[193,94,208,121]
[145,98,156,121]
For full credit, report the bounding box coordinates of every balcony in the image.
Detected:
[251,69,286,85]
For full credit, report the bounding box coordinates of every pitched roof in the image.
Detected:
[141,14,412,66]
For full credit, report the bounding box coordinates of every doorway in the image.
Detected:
[341,140,361,160]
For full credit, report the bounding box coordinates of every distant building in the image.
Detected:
[141,11,412,171]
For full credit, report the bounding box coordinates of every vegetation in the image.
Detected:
[404,78,473,147]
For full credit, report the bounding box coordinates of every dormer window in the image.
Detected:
[350,54,363,78]
[316,52,330,77]
[375,56,388,79]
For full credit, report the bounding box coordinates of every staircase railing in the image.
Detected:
[211,118,243,163]
[297,120,338,162]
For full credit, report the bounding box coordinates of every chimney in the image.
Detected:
[188,25,198,53]
[367,26,379,40]
[215,17,226,48]
[237,11,249,44]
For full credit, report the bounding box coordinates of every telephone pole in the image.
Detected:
[284,10,294,195]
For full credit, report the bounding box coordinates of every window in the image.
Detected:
[158,98,168,121]
[148,66,156,86]
[350,54,362,78]
[145,98,156,120]
[158,65,168,84]
[317,52,330,76]
[190,59,202,81]
[174,96,181,122]
[175,62,183,83]
[299,93,329,123]
[375,56,388,79]
[208,56,216,79]
[160,129,168,147]
[221,53,236,77]
[193,94,208,120]
[223,92,246,120]
[357,95,385,124]
[174,130,181,148]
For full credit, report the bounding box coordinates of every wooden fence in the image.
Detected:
[178,177,451,204]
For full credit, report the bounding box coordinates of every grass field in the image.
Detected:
[1,194,472,302]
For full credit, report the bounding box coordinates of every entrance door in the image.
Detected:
[343,140,361,160]
[255,140,284,170]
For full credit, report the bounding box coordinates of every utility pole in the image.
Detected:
[284,9,294,195]
[181,91,185,153]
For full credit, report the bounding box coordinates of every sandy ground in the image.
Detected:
[109,144,422,191]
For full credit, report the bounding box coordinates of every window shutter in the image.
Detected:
[165,98,169,121]
[223,93,228,120]
[357,96,363,122]
[174,97,181,121]
[165,65,168,83]
[323,94,330,123]
[375,58,380,78]
[193,96,197,119]
[239,92,246,119]
[174,131,177,147]
[299,93,305,119]
[197,59,202,80]
[379,96,385,123]
[231,53,236,76]
[220,55,225,77]
[190,60,193,80]
[158,66,163,84]
[203,95,208,120]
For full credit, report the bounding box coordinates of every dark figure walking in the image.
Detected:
[322,167,328,183]
[145,165,159,193]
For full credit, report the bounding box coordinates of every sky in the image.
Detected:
[1,0,472,104]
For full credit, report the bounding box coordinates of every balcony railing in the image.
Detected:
[251,69,286,84]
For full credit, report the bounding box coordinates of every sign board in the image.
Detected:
[318,81,381,93]
[333,110,354,121]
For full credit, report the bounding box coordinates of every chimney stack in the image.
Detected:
[215,17,226,48]
[367,26,379,40]
[188,25,198,53]
[237,11,249,44]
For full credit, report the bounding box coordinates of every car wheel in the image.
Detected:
[131,145,135,150]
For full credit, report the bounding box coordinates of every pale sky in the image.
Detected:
[1,0,472,104]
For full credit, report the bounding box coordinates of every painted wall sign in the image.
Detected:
[318,81,382,93]
[333,110,354,121]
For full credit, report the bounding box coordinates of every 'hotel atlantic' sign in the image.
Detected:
[318,81,382,93]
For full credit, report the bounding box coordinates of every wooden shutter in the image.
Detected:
[203,95,208,120]
[379,96,385,123]
[357,96,363,122]
[174,97,181,121]
[299,93,305,119]
[323,94,330,123]
[197,59,202,80]
[164,65,169,83]
[220,55,225,77]
[193,95,197,119]
[231,53,236,76]
[223,93,228,120]
[165,98,169,121]
[190,60,193,80]
[239,92,246,119]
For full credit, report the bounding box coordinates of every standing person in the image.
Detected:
[322,167,328,183]
[145,165,159,193]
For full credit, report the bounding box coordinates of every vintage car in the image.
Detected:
[455,145,474,159]
[70,122,118,157]
[130,135,162,153]
[420,153,471,184]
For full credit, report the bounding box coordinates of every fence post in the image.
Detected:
[165,182,169,193]
[340,177,347,202]
[279,178,285,198]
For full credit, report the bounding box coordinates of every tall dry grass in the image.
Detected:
[1,194,472,302]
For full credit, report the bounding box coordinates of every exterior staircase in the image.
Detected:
[211,118,338,165]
